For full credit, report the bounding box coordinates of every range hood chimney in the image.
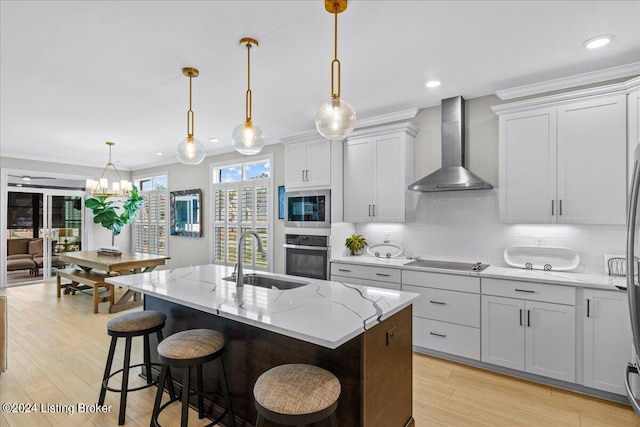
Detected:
[408,96,493,192]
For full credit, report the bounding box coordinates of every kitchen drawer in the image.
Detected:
[402,270,480,293]
[331,262,401,283]
[413,317,480,360]
[331,275,401,291]
[482,278,575,305]
[404,285,479,327]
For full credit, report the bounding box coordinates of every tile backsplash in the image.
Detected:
[355,190,626,274]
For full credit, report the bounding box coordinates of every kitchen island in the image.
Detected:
[106,264,419,427]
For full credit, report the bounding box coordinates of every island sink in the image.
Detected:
[222,273,310,290]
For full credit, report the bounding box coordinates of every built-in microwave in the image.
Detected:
[284,190,330,228]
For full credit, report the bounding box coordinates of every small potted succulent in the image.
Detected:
[344,233,367,256]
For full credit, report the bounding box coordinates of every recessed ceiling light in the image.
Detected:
[426,80,441,88]
[155,152,164,156]
[208,137,220,143]
[582,34,614,49]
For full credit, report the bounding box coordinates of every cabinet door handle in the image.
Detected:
[429,332,446,338]
[559,199,563,216]
[586,299,591,318]
[368,205,372,217]
[519,309,523,326]
[376,273,391,277]
[430,300,446,305]
[527,310,531,327]
[302,170,305,182]
[515,289,535,293]
[552,200,555,216]
[338,269,351,272]
[372,204,376,217]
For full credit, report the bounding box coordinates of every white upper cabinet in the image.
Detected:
[343,122,417,223]
[283,137,331,189]
[494,85,629,225]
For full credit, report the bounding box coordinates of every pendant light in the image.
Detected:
[86,142,133,197]
[315,0,356,141]
[176,67,206,165]
[232,38,265,155]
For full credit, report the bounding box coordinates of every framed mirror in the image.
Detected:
[170,189,202,237]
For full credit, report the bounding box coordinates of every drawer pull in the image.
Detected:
[376,273,391,277]
[519,309,523,326]
[429,332,446,338]
[429,300,446,305]
[338,269,351,272]
[515,289,535,293]
[586,299,591,318]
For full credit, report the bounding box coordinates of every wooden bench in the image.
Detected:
[56,269,115,314]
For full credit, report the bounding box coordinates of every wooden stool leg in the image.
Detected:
[119,337,132,425]
[93,284,99,313]
[98,336,117,405]
[181,367,190,427]
[110,284,115,305]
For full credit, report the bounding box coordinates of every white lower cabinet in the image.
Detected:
[583,289,632,394]
[330,262,401,291]
[403,270,481,360]
[481,279,576,383]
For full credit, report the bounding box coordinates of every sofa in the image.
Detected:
[7,238,65,275]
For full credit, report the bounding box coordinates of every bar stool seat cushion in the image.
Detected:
[254,364,341,416]
[157,329,225,360]
[107,310,166,333]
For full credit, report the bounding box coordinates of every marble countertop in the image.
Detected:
[105,264,419,349]
[331,256,626,291]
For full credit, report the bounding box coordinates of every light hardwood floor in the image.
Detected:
[1,282,639,426]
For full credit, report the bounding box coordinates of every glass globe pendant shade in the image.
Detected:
[232,120,265,155]
[176,135,206,165]
[315,98,356,140]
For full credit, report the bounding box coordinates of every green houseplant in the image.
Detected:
[85,186,144,247]
[345,233,367,256]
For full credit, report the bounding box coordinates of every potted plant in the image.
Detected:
[345,233,367,256]
[85,187,144,248]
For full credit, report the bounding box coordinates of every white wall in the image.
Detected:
[133,143,286,272]
[353,93,625,274]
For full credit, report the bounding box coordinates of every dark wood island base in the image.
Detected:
[145,295,414,427]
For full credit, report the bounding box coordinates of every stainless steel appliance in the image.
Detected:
[626,145,640,415]
[408,96,493,192]
[284,234,330,280]
[284,190,330,228]
[404,259,489,272]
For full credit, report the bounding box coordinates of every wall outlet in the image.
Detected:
[386,326,397,346]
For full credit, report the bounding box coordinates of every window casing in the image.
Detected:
[132,174,168,255]
[212,158,271,270]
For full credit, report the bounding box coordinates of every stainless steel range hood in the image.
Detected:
[409,96,493,192]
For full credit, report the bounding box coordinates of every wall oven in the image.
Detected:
[284,234,330,280]
[284,190,330,228]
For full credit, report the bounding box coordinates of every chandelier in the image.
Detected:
[85,142,133,197]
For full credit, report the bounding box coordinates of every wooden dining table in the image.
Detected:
[58,251,170,313]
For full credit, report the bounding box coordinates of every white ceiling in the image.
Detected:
[1,1,639,170]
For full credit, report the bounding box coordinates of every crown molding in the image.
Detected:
[495,62,640,101]
[492,76,640,115]
[348,121,420,139]
[353,108,419,129]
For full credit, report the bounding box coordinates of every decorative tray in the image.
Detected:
[367,243,403,258]
[503,246,579,271]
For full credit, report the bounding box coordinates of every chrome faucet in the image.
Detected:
[236,230,265,287]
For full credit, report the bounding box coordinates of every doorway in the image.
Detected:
[5,189,85,286]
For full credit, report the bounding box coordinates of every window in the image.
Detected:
[212,158,271,270]
[132,174,168,255]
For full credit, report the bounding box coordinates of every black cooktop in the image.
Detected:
[404,259,489,272]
